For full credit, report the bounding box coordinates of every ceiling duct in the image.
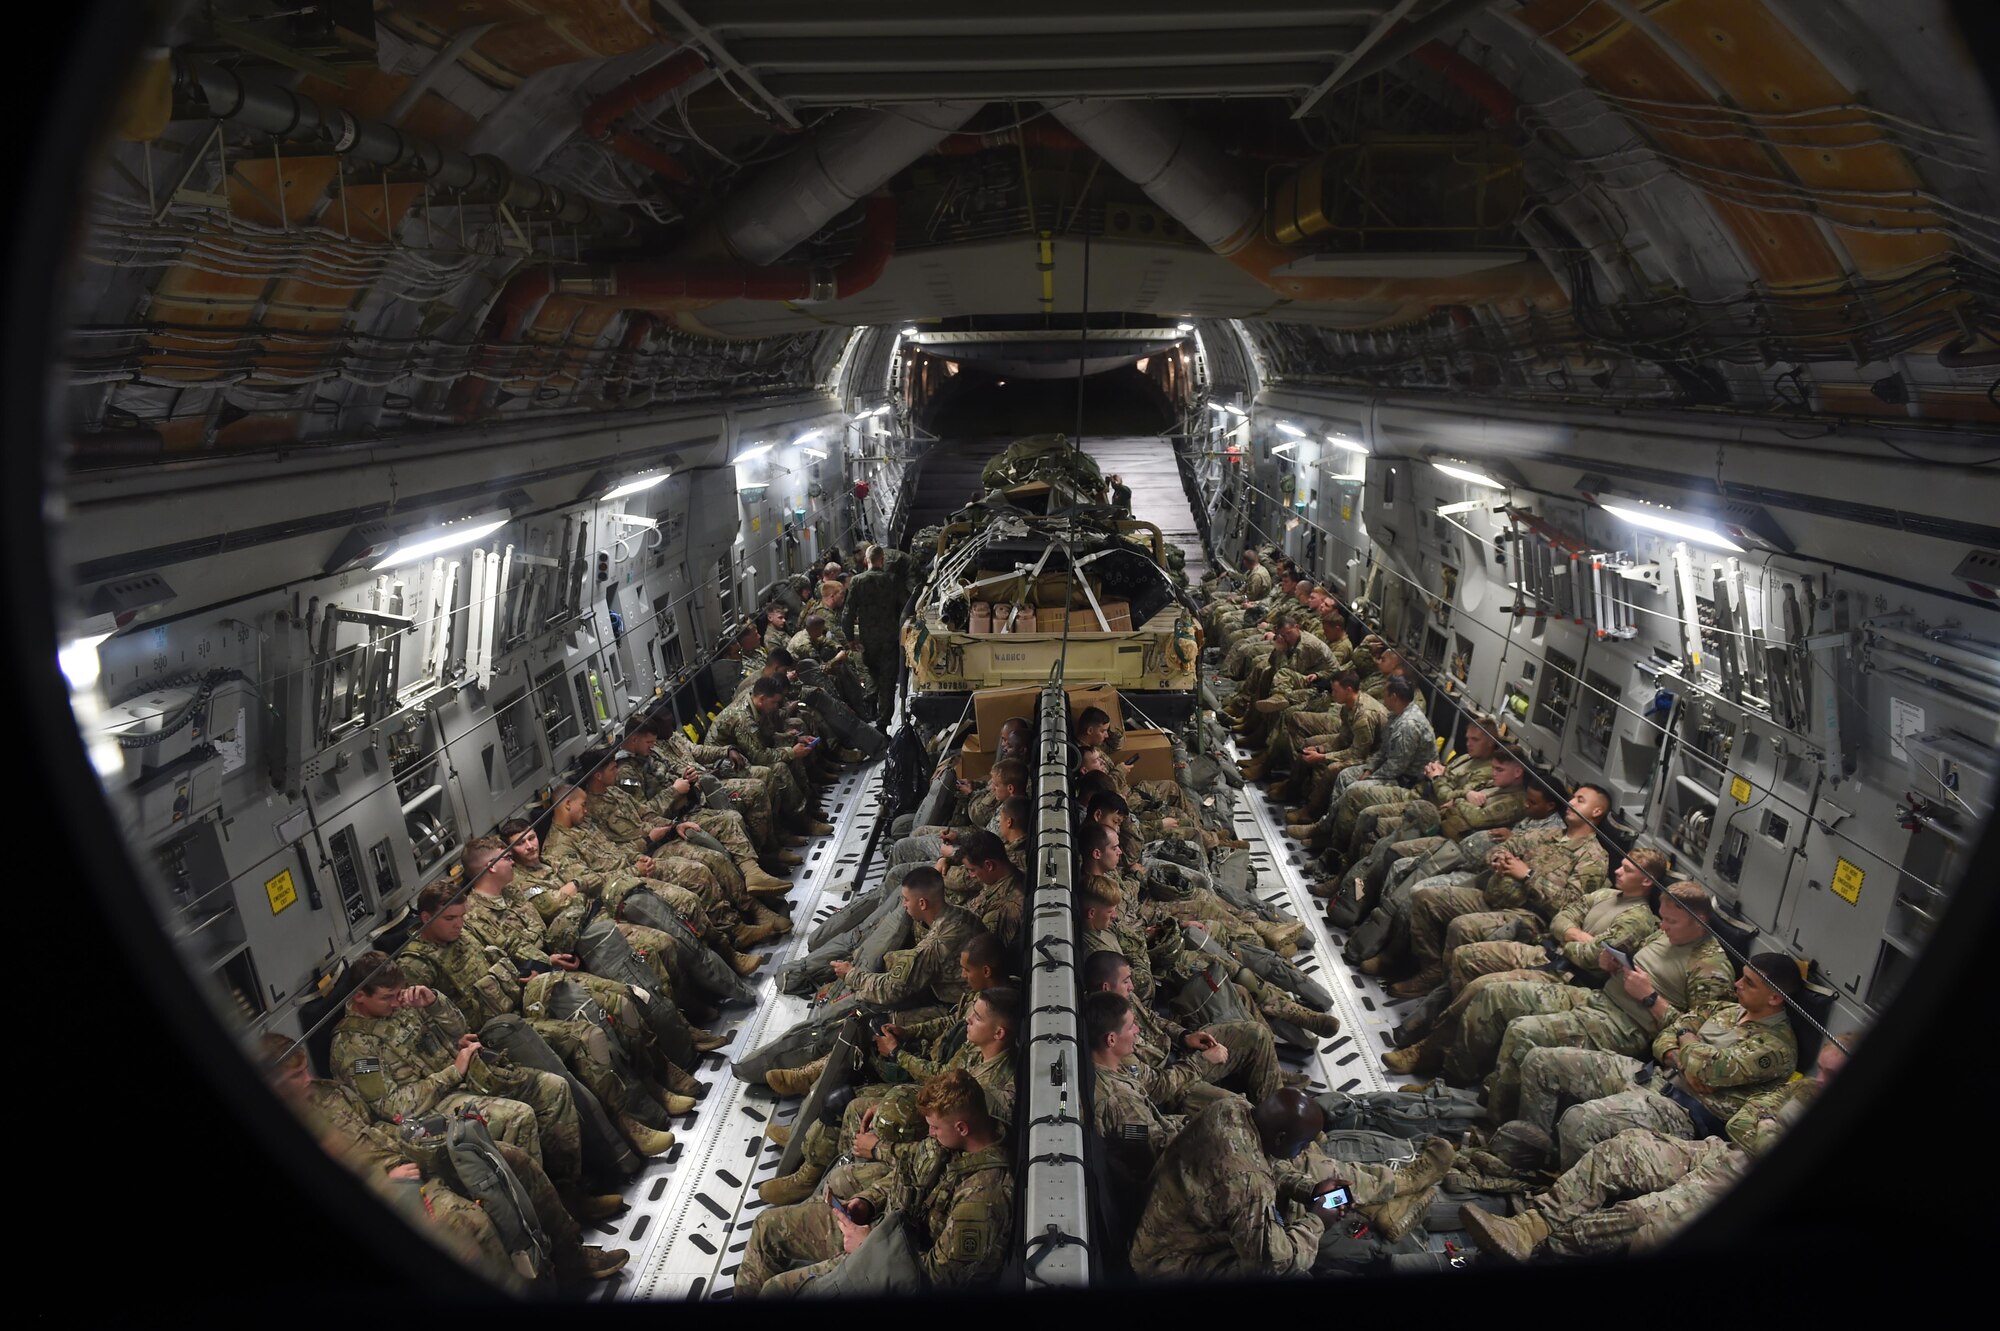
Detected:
[171,55,633,237]
[1050,99,1560,323]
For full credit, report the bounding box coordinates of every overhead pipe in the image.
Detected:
[934,121,1089,154]
[1864,621,2000,686]
[172,55,633,238]
[1048,100,1562,321]
[579,47,712,186]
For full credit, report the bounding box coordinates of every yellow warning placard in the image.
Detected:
[1730,775,1752,804]
[265,868,298,915]
[1830,858,1864,906]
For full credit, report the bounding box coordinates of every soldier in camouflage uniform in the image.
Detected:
[540,786,771,974]
[618,725,789,864]
[581,752,785,900]
[1439,845,1665,995]
[329,952,585,1187]
[1521,954,1801,1168]
[737,1069,1014,1295]
[830,869,984,1010]
[1313,743,1529,903]
[645,713,822,842]
[709,677,823,812]
[950,830,1025,950]
[1084,990,1217,1173]
[261,1033,629,1287]
[1128,1090,1335,1279]
[1390,784,1613,996]
[1461,883,1737,1121]
[1085,948,1288,1108]
[1279,674,1388,819]
[840,545,903,727]
[1281,677,1434,839]
[1232,615,1337,756]
[1461,1035,1851,1262]
[1323,717,1502,860]
[393,885,680,1156]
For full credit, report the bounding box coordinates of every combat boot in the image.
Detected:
[1459,1207,1550,1263]
[1485,1122,1554,1175]
[661,1061,709,1097]
[774,849,805,867]
[1364,1187,1433,1243]
[1286,821,1322,842]
[1388,970,1443,998]
[1394,1137,1456,1197]
[691,1028,732,1055]
[781,833,812,848]
[741,861,793,894]
[805,819,836,836]
[1381,1039,1442,1077]
[836,747,868,763]
[1264,993,1341,1037]
[1254,696,1289,714]
[765,1054,830,1097]
[756,1158,826,1206]
[561,1192,629,1224]
[653,1085,700,1116]
[616,1113,676,1157]
[732,920,780,949]
[730,949,768,976]
[1238,753,1272,782]
[557,1245,631,1287]
[1358,954,1395,976]
[765,1120,793,1147]
[1254,918,1310,952]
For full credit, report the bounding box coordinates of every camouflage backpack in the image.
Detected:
[399,1109,551,1282]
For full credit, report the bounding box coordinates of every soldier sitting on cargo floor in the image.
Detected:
[1461,1034,1852,1263]
[736,1068,1014,1296]
[888,757,1028,871]
[261,1032,630,1289]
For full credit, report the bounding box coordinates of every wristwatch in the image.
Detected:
[1639,991,1663,1008]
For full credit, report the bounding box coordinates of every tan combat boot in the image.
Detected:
[1287,822,1322,842]
[741,861,793,894]
[1459,1207,1551,1263]
[1380,1039,1442,1077]
[653,1085,699,1116]
[1254,918,1309,952]
[1357,954,1394,976]
[765,1120,793,1147]
[561,1192,629,1224]
[1254,696,1289,714]
[765,1054,829,1097]
[691,1028,732,1055]
[730,950,768,977]
[616,1113,676,1157]
[1388,970,1443,998]
[1396,1137,1456,1196]
[1363,1184,1434,1242]
[756,1158,826,1206]
[732,920,779,950]
[748,899,794,935]
[774,849,805,867]
[804,819,837,836]
[557,1245,631,1287]
[1264,994,1342,1037]
[780,832,812,848]
[836,747,868,763]
[1238,753,1272,782]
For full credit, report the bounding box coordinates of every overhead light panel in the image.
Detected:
[792,428,827,447]
[1271,441,1298,456]
[733,443,773,462]
[1431,460,1508,491]
[58,613,118,690]
[1176,322,1195,333]
[1326,434,1369,455]
[601,472,668,502]
[802,447,829,460]
[371,513,509,571]
[1275,421,1307,438]
[1599,500,1745,552]
[1436,499,1485,516]
[899,326,919,337]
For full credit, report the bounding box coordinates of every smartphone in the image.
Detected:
[1602,946,1634,972]
[803,735,820,747]
[1315,1186,1353,1212]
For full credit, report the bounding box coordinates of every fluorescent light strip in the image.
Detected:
[733,443,773,462]
[1275,421,1307,437]
[1431,461,1508,490]
[802,447,829,460]
[1326,434,1369,455]
[372,517,508,571]
[1599,501,1744,552]
[1435,499,1484,516]
[602,473,668,501]
[1271,441,1298,456]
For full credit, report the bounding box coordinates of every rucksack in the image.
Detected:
[1314,1212,1432,1277]
[1317,1127,1422,1167]
[1316,1083,1484,1140]
[400,1109,551,1282]
[794,1208,923,1298]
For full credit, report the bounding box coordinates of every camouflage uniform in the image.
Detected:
[1523,1004,1796,1167]
[330,993,582,1185]
[1525,1127,1745,1257]
[965,869,1025,950]
[742,1138,1014,1295]
[1404,826,1610,986]
[618,754,767,862]
[1082,920,1155,1004]
[1330,699,1434,799]
[585,784,747,902]
[848,903,983,1008]
[1465,933,1735,1121]
[1446,887,1657,993]
[540,822,726,943]
[1294,693,1389,818]
[1131,992,1284,1106]
[1092,1059,1190,1165]
[1333,751,1491,856]
[1129,1096,1323,1279]
[707,697,814,797]
[395,931,649,1129]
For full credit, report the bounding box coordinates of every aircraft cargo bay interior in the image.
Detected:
[10,0,1999,1308]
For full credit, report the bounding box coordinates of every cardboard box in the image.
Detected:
[1096,599,1133,631]
[1119,726,1177,783]
[955,731,994,781]
[1062,681,1125,734]
[1067,608,1102,630]
[1035,607,1067,632]
[972,684,1042,741]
